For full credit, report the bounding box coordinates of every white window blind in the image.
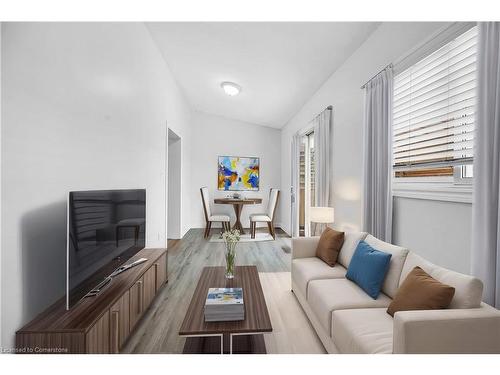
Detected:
[393,26,477,177]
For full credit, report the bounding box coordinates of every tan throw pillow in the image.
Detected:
[387,266,455,317]
[315,227,345,267]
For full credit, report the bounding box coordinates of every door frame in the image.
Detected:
[166,126,182,240]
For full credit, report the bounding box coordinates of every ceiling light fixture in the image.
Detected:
[221,81,241,96]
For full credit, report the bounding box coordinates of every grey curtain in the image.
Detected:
[362,66,393,242]
[290,133,301,237]
[471,22,500,308]
[312,108,333,235]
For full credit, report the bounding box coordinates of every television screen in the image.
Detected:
[66,189,146,309]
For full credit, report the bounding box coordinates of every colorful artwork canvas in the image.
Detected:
[218,156,260,191]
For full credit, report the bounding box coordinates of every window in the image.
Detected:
[392,26,477,196]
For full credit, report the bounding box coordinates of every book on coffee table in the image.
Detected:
[204,288,244,322]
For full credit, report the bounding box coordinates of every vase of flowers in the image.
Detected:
[221,229,240,279]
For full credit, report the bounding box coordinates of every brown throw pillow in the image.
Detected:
[315,227,345,267]
[387,266,455,317]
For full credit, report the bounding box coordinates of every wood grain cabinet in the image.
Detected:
[129,276,144,330]
[109,290,130,353]
[86,311,110,354]
[155,252,167,291]
[16,248,167,354]
[143,266,157,309]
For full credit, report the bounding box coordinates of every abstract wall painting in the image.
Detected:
[218,156,260,191]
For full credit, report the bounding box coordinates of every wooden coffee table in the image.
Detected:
[179,266,272,354]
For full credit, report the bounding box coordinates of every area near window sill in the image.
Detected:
[392,182,472,204]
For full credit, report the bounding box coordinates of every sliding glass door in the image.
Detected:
[298,131,315,237]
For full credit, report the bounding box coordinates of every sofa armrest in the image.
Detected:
[291,236,320,259]
[393,303,500,353]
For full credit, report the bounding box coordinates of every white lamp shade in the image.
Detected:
[310,207,334,224]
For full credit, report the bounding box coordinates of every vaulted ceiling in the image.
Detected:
[147,22,379,128]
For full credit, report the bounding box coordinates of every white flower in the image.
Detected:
[222,229,240,243]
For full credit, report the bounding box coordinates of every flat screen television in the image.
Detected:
[66,189,146,309]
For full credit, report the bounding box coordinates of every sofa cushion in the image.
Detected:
[346,241,392,299]
[399,252,483,309]
[364,235,409,298]
[332,308,393,354]
[307,278,392,336]
[387,266,455,317]
[315,227,345,267]
[291,257,347,298]
[337,231,368,268]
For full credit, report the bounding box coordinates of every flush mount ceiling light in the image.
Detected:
[221,81,241,96]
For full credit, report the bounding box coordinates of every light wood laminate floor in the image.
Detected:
[122,227,325,354]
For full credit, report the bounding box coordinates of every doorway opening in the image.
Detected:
[167,128,182,240]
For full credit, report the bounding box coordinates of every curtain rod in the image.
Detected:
[311,105,332,120]
[360,64,393,89]
[312,105,332,120]
[297,105,332,137]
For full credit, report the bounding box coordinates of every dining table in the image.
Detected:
[213,197,263,234]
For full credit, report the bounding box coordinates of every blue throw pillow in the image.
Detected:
[346,240,392,299]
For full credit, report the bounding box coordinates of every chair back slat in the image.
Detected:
[200,187,211,220]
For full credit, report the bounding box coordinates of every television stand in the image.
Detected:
[16,248,167,353]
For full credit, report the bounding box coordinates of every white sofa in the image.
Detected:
[291,232,500,354]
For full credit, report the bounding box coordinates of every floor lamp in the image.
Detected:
[309,207,334,236]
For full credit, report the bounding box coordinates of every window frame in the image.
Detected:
[391,22,476,203]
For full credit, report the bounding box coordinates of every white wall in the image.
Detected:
[1,22,192,348]
[190,111,281,229]
[281,22,449,233]
[393,197,472,273]
[280,22,474,272]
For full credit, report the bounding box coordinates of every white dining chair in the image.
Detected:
[249,188,280,239]
[200,187,231,238]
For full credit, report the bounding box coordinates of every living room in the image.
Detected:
[1,0,500,373]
